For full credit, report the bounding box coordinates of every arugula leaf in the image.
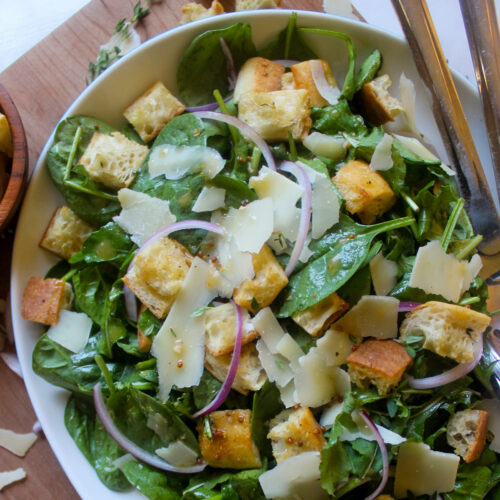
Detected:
[312,99,368,136]
[353,49,382,93]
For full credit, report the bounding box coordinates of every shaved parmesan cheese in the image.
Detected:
[113,453,135,470]
[250,167,302,242]
[299,237,314,264]
[303,132,347,161]
[0,468,26,491]
[299,162,340,239]
[399,73,421,138]
[259,451,328,500]
[370,251,398,296]
[155,441,198,467]
[394,442,459,498]
[113,188,176,245]
[294,349,350,407]
[340,411,406,445]
[267,232,289,255]
[333,295,399,339]
[47,310,92,353]
[409,240,482,302]
[279,381,299,408]
[370,133,393,171]
[276,333,304,369]
[148,145,225,180]
[253,307,286,353]
[0,429,37,457]
[479,399,500,453]
[393,134,455,176]
[192,186,226,212]
[256,339,294,388]
[315,328,354,366]
[152,258,218,401]
[320,401,345,428]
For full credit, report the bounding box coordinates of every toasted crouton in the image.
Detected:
[235,0,282,10]
[22,277,73,325]
[0,113,12,157]
[205,342,266,395]
[233,244,288,313]
[197,409,262,469]
[267,407,325,463]
[205,303,260,356]
[357,74,403,125]
[292,292,349,337]
[123,82,186,143]
[281,72,295,90]
[233,57,285,103]
[399,301,490,363]
[39,206,94,260]
[332,159,396,224]
[238,90,312,142]
[180,0,224,24]
[122,237,193,319]
[78,131,148,190]
[347,339,412,395]
[447,409,488,463]
[291,60,338,107]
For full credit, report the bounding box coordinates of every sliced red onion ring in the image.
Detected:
[272,59,300,67]
[185,94,233,113]
[280,161,312,276]
[123,285,138,321]
[93,383,206,473]
[407,332,484,389]
[398,301,422,312]
[193,111,276,171]
[220,37,237,90]
[0,352,22,378]
[310,60,340,105]
[128,220,225,273]
[192,301,242,418]
[359,411,389,500]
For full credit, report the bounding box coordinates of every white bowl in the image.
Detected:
[10,9,495,499]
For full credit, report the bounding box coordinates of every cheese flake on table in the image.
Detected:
[113,188,176,245]
[0,468,26,491]
[46,309,92,353]
[408,240,482,302]
[192,186,226,213]
[152,257,218,401]
[0,429,37,457]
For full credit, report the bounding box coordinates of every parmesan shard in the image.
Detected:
[315,328,354,367]
[113,188,176,246]
[394,441,459,498]
[303,132,346,161]
[256,339,294,388]
[320,401,345,428]
[399,73,421,138]
[408,240,482,303]
[0,468,26,491]
[46,310,92,353]
[369,251,398,296]
[0,429,37,457]
[279,381,299,408]
[333,295,399,339]
[370,133,393,171]
[192,186,226,213]
[155,441,198,467]
[252,307,286,353]
[151,258,218,401]
[341,411,406,445]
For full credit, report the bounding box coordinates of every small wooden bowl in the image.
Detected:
[0,83,28,232]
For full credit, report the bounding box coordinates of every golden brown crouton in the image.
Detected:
[332,160,396,224]
[205,302,260,356]
[39,206,94,260]
[78,131,148,190]
[280,72,295,90]
[123,237,193,319]
[233,57,285,103]
[180,0,224,24]
[357,74,403,126]
[347,339,412,395]
[0,112,12,157]
[123,82,186,143]
[399,301,490,363]
[267,407,326,463]
[205,342,266,395]
[447,409,488,463]
[22,277,73,325]
[235,0,282,10]
[291,60,338,107]
[197,409,262,469]
[238,90,312,142]
[292,292,349,337]
[233,244,288,313]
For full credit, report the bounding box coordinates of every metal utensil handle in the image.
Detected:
[392,0,500,256]
[459,0,500,195]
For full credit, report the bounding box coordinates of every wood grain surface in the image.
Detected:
[0,1,322,498]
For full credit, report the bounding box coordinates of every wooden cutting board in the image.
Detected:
[0,1,322,498]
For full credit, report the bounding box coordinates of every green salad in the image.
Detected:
[24,12,500,500]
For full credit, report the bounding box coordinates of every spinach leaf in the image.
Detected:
[47,116,121,226]
[353,49,382,93]
[259,12,316,61]
[177,23,256,106]
[137,308,163,340]
[444,463,492,499]
[311,99,368,136]
[65,395,131,491]
[278,215,415,316]
[212,174,257,208]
